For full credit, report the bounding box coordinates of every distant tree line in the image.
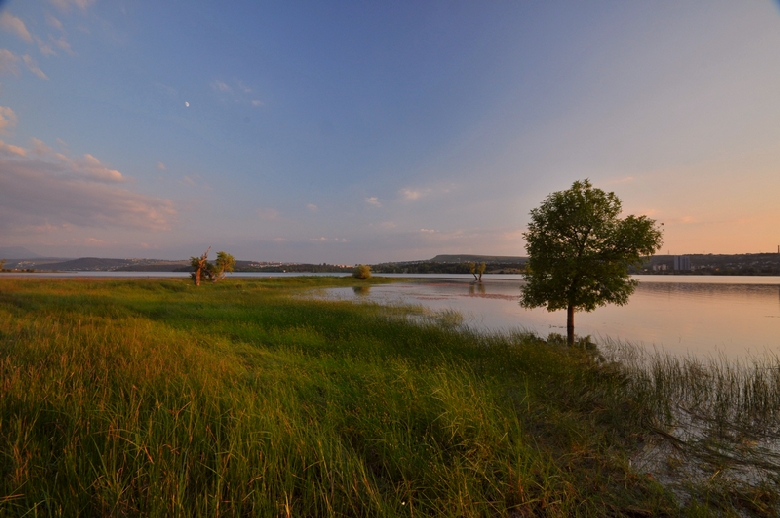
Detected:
[630,253,780,276]
[371,261,525,275]
[234,264,354,273]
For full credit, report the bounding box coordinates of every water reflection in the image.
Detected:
[468,282,486,295]
[321,278,780,359]
[352,285,371,297]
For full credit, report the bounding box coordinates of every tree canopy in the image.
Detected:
[352,264,371,279]
[214,251,236,280]
[520,179,663,344]
[190,248,235,285]
[468,262,487,282]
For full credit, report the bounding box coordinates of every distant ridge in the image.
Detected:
[41,257,189,271]
[0,246,42,259]
[429,254,527,264]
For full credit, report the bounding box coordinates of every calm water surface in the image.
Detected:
[323,276,780,359]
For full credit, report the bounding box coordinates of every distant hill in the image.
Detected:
[0,246,42,259]
[428,254,527,264]
[37,257,189,272]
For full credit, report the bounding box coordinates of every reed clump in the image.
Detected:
[603,339,780,514]
[0,277,770,516]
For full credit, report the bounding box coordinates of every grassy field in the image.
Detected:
[0,277,776,516]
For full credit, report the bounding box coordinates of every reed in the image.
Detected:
[602,338,780,514]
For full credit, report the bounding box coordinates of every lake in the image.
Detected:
[320,275,780,359]
[4,272,779,358]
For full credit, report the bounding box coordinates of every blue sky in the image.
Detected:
[1,1,780,262]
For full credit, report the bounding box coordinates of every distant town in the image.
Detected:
[2,247,780,276]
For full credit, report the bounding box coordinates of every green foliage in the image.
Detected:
[521,180,663,341]
[190,248,234,285]
[468,262,487,281]
[352,264,371,279]
[214,251,236,280]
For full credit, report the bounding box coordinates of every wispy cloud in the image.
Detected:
[400,188,424,201]
[77,154,125,182]
[212,78,264,108]
[50,35,74,55]
[49,0,95,13]
[257,208,280,220]
[311,237,347,242]
[0,49,20,76]
[603,175,636,186]
[45,13,64,31]
[21,136,126,182]
[0,147,176,234]
[212,80,232,93]
[306,203,318,212]
[31,137,53,156]
[0,12,33,43]
[157,161,166,170]
[0,106,18,134]
[36,37,57,57]
[177,174,211,190]
[23,55,48,80]
[0,139,27,157]
[420,228,436,233]
[365,197,382,207]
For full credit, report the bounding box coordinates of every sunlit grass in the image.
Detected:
[0,278,773,516]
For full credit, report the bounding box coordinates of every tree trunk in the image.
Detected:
[193,246,210,287]
[567,305,575,346]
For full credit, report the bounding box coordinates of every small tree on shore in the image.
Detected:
[521,180,663,345]
[352,264,371,279]
[213,251,236,281]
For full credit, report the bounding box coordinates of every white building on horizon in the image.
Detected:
[673,255,691,271]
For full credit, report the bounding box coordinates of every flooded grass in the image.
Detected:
[0,277,777,516]
[603,338,780,514]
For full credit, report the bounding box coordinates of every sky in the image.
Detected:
[1,1,780,263]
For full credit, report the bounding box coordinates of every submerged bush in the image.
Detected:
[352,264,371,279]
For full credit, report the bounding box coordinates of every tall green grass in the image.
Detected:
[0,277,745,516]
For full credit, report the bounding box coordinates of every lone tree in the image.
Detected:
[213,251,236,281]
[521,179,663,345]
